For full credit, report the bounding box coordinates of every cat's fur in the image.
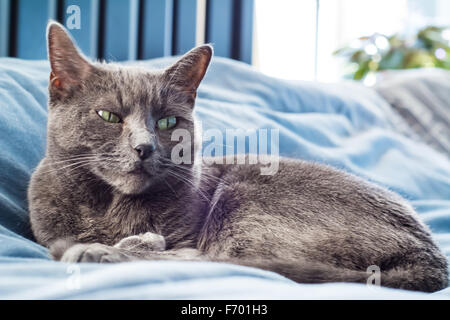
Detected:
[28,22,448,292]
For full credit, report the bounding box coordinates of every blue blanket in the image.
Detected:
[0,56,449,299]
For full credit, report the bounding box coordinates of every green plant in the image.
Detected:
[334,26,450,80]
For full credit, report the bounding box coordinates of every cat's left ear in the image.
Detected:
[164,44,213,95]
[47,21,92,92]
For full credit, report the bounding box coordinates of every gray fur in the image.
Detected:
[29,22,448,292]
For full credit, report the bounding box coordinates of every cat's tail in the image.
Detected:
[232,256,448,293]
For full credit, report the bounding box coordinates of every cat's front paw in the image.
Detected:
[113,232,166,252]
[60,243,135,263]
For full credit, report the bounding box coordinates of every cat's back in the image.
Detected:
[201,156,439,262]
[204,155,410,214]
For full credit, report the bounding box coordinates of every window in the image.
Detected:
[253,0,450,82]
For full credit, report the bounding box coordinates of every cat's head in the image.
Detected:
[45,22,212,195]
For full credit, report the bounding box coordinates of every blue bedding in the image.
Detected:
[0,56,449,299]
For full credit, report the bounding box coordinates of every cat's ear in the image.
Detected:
[47,21,91,91]
[164,44,213,95]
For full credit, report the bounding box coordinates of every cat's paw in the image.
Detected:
[60,243,135,263]
[113,232,166,252]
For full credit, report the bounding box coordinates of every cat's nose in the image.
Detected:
[134,144,155,160]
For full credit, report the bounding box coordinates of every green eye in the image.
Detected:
[97,110,121,123]
[157,116,177,130]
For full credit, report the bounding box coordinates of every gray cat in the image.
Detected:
[28,22,448,292]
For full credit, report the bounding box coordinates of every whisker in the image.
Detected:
[41,159,112,174]
[165,169,211,205]
[40,150,120,168]
[163,180,179,199]
[158,158,228,186]
[39,156,100,167]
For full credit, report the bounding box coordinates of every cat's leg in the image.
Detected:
[57,232,203,263]
[57,232,164,263]
[60,244,203,263]
[113,232,166,252]
[59,242,136,263]
[51,232,165,263]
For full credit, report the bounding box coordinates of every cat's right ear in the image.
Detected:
[47,21,91,92]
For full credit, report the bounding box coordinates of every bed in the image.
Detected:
[0,55,449,299]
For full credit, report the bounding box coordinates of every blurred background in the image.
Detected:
[254,0,450,83]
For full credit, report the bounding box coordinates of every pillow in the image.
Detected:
[0,59,48,240]
[376,68,450,158]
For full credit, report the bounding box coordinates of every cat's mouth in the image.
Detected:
[125,159,162,177]
[127,167,147,176]
[112,164,153,194]
[125,161,157,178]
